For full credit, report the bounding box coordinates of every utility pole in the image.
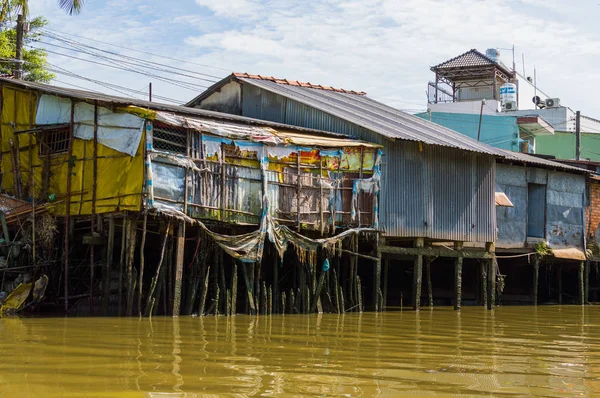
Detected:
[576,110,581,160]
[14,14,25,79]
[149,82,152,102]
[477,99,486,141]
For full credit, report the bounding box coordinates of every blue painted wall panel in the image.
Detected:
[416,112,520,151]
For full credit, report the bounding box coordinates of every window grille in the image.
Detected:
[38,125,70,156]
[153,122,188,155]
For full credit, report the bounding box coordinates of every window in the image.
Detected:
[152,122,188,155]
[38,125,70,156]
[527,183,546,238]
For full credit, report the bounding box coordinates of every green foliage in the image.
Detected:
[535,241,553,256]
[0,16,53,82]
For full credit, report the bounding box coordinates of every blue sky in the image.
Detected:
[30,0,600,116]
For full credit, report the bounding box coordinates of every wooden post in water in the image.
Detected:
[481,261,487,308]
[485,242,495,310]
[373,245,382,312]
[558,264,563,305]
[137,212,147,317]
[382,255,389,311]
[454,242,463,311]
[118,217,127,316]
[125,217,137,316]
[533,255,540,306]
[231,260,238,315]
[144,222,169,316]
[578,261,585,305]
[102,214,115,315]
[425,257,434,307]
[585,260,590,304]
[172,221,185,316]
[412,238,424,311]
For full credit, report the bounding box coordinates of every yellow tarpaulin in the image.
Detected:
[0,87,144,215]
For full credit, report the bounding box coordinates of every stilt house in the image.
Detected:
[0,78,381,316]
[186,73,510,310]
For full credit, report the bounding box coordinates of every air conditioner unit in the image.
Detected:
[546,98,561,108]
[504,101,517,111]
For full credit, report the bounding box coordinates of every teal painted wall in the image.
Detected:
[416,112,520,151]
[536,131,600,161]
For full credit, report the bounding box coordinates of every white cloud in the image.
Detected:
[24,0,600,116]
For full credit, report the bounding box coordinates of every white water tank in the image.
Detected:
[500,83,517,109]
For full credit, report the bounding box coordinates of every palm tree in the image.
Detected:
[0,0,84,23]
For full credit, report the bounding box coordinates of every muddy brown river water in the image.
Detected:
[1,306,599,397]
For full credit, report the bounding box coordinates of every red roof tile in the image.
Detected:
[232,72,367,95]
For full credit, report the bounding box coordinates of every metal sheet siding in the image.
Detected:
[379,143,495,242]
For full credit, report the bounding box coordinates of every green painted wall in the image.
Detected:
[536,132,600,161]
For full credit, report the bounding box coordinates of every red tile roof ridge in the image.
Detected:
[232,72,366,95]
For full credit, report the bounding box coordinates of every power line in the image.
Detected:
[42,27,232,72]
[28,45,209,92]
[39,33,221,83]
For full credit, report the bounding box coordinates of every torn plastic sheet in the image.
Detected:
[155,112,284,145]
[156,207,374,264]
[35,95,144,156]
[203,135,227,159]
[35,95,71,124]
[267,146,297,160]
[73,102,144,156]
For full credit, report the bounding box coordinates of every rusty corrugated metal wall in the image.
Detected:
[237,85,497,242]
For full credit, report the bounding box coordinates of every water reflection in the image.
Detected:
[0,307,599,397]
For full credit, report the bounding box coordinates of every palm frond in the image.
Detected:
[57,0,84,15]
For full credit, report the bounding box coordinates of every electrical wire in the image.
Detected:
[41,27,232,72]
[28,45,209,92]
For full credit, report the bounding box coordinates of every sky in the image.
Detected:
[29,0,600,116]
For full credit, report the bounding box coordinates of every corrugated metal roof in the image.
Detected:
[236,76,507,156]
[497,149,591,173]
[0,78,350,139]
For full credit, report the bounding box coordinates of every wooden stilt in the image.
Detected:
[413,238,424,311]
[118,217,127,316]
[578,261,585,305]
[102,214,115,315]
[357,275,363,313]
[558,264,563,305]
[137,212,147,317]
[311,263,327,313]
[273,258,280,314]
[533,255,540,306]
[214,286,220,316]
[198,266,210,316]
[125,217,137,316]
[332,268,340,314]
[487,256,496,310]
[241,262,256,315]
[144,222,170,317]
[231,261,238,316]
[172,221,185,316]
[262,281,268,315]
[281,292,286,314]
[289,289,295,314]
[425,257,434,307]
[373,250,382,312]
[481,261,487,308]
[184,229,201,315]
[382,256,389,311]
[454,242,463,311]
[585,260,590,304]
[166,236,174,315]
